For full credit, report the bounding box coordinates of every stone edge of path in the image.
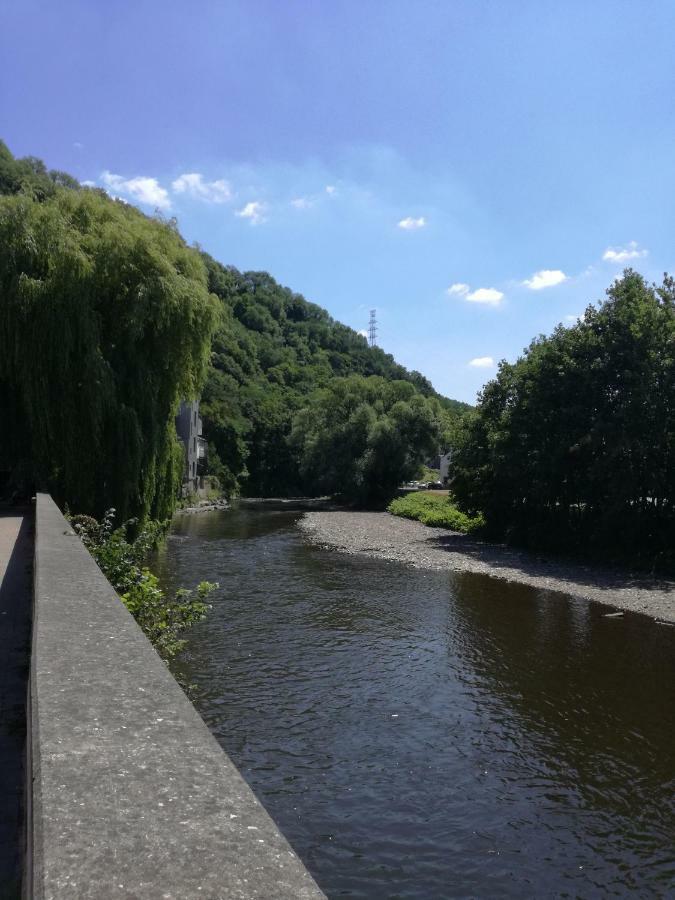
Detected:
[30,494,325,900]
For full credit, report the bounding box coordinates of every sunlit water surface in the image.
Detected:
[153,507,675,899]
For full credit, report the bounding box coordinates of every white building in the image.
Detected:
[439,451,452,485]
[175,400,207,495]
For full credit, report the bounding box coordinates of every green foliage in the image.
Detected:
[0,142,469,510]
[452,271,675,569]
[122,574,214,662]
[71,510,215,660]
[0,139,79,200]
[0,143,218,521]
[200,255,469,496]
[388,492,485,533]
[290,375,442,505]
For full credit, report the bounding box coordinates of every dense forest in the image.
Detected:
[0,141,464,514]
[200,254,466,495]
[453,271,675,570]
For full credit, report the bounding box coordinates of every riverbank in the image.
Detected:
[298,510,675,623]
[175,497,230,515]
[177,497,337,516]
[237,496,336,510]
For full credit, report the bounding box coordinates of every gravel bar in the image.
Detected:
[298,510,675,623]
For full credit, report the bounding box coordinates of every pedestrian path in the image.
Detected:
[0,510,33,899]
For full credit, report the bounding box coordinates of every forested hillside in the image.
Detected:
[0,141,467,510]
[200,254,468,495]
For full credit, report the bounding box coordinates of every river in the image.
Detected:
[153,506,675,899]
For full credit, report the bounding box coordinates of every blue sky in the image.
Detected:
[2,0,674,403]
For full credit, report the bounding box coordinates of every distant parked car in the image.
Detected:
[427,481,444,490]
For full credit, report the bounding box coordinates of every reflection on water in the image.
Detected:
[154,507,675,899]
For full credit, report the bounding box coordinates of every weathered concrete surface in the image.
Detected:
[31,494,324,899]
[0,509,32,900]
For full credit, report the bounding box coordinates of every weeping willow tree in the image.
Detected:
[0,186,218,522]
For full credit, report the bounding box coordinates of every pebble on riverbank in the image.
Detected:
[298,510,675,624]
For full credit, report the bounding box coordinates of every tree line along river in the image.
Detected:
[153,505,675,899]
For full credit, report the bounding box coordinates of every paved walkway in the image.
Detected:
[0,510,33,899]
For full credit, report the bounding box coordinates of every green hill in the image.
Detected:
[0,140,469,508]
[199,254,469,494]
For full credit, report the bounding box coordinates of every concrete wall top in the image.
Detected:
[31,494,324,900]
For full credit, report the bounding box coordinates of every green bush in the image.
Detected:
[70,509,216,661]
[388,492,484,534]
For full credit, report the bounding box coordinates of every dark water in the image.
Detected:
[154,507,675,899]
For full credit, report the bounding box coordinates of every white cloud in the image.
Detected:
[325,185,337,195]
[81,180,96,187]
[522,269,568,290]
[73,141,83,150]
[100,171,171,209]
[236,201,267,225]
[357,329,368,338]
[469,356,495,368]
[466,287,504,306]
[398,216,426,230]
[172,172,231,203]
[602,241,648,263]
[447,283,470,297]
[291,197,312,209]
[447,284,503,305]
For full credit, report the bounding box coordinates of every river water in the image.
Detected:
[154,507,675,899]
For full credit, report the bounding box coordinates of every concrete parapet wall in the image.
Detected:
[30,494,324,899]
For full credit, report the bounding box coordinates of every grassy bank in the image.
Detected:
[387,492,484,534]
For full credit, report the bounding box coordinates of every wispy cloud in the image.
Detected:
[469,356,495,368]
[73,141,84,150]
[397,216,426,230]
[172,172,231,203]
[291,197,313,209]
[357,329,368,338]
[522,269,568,290]
[325,185,337,196]
[466,287,504,306]
[602,241,648,263]
[100,171,171,209]
[447,283,470,297]
[236,201,267,225]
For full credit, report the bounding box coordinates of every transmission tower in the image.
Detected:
[368,309,378,347]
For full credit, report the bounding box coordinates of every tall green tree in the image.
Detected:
[290,375,442,505]
[0,183,217,521]
[453,271,675,568]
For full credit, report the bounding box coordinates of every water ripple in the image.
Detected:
[155,508,675,899]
